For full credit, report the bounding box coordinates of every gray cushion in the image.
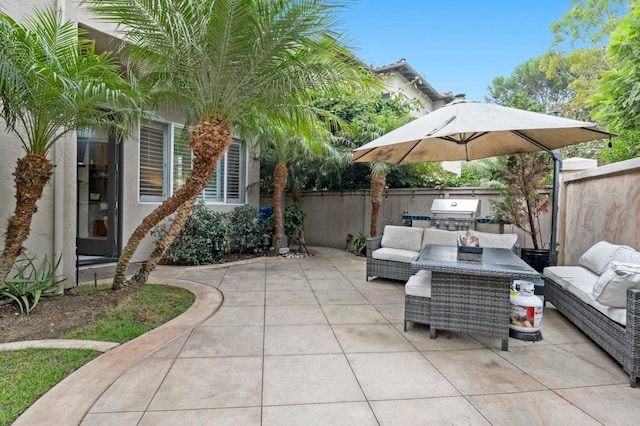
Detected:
[592,262,640,308]
[578,241,631,275]
[372,247,417,264]
[381,225,424,252]
[405,272,432,298]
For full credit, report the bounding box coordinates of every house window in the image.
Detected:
[201,140,245,204]
[139,121,167,202]
[139,120,245,204]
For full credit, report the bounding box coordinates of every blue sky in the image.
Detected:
[339,1,575,101]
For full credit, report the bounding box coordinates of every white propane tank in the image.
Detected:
[510,280,543,333]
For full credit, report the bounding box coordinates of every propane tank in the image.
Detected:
[509,280,543,333]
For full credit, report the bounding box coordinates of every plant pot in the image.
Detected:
[520,248,550,273]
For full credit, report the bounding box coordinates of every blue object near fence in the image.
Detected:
[259,207,273,224]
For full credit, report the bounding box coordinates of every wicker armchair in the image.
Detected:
[366,236,414,282]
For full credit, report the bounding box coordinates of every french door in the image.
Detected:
[76,128,120,257]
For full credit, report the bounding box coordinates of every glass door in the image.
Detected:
[77,128,120,257]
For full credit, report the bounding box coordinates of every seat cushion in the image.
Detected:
[592,262,640,308]
[372,247,417,264]
[470,231,517,250]
[422,228,463,248]
[543,266,599,291]
[405,272,432,298]
[381,225,424,252]
[578,241,631,275]
[586,293,628,326]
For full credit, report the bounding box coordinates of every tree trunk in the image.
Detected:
[113,118,232,289]
[369,171,386,237]
[272,161,288,253]
[129,195,197,286]
[292,189,301,203]
[0,155,54,282]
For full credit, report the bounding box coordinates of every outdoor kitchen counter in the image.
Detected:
[411,244,541,351]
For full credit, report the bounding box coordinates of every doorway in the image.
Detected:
[76,128,121,259]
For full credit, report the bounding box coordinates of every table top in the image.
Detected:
[412,244,541,279]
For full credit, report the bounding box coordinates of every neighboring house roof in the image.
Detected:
[373,58,454,103]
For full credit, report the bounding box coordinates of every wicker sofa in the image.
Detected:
[543,241,640,387]
[366,225,519,282]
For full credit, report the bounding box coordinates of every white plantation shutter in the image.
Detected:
[226,142,243,203]
[200,139,244,203]
[203,158,224,202]
[139,122,166,201]
[172,126,191,192]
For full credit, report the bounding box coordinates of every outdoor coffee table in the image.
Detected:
[411,244,541,351]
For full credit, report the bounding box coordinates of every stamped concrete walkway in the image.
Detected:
[15,247,640,425]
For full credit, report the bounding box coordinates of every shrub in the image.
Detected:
[284,202,306,241]
[226,205,263,252]
[0,255,64,314]
[154,202,229,265]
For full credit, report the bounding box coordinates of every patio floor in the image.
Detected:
[16,247,640,425]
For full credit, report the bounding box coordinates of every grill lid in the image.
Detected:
[430,199,479,219]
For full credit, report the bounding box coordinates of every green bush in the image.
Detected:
[227,205,263,252]
[154,202,229,265]
[0,255,64,314]
[284,202,306,241]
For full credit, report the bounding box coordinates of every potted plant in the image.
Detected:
[490,153,552,272]
[352,232,367,256]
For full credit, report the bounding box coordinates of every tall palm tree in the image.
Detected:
[0,7,140,282]
[257,120,346,251]
[84,0,371,289]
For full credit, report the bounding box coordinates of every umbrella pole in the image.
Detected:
[549,150,562,267]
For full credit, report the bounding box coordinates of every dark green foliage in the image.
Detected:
[284,202,306,241]
[352,232,367,256]
[0,255,63,314]
[227,205,263,251]
[153,202,228,266]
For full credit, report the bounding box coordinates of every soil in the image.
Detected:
[0,252,264,344]
[0,285,141,344]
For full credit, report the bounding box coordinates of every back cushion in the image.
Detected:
[611,247,640,264]
[422,228,462,248]
[380,225,424,252]
[470,231,518,250]
[592,262,640,308]
[579,241,631,275]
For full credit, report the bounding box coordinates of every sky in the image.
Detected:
[339,0,575,101]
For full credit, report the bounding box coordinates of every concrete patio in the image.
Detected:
[15,247,640,425]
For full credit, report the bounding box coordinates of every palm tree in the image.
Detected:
[257,120,346,251]
[85,0,371,289]
[0,7,140,282]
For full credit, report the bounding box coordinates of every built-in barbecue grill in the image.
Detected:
[430,199,479,231]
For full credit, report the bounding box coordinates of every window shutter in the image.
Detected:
[226,142,242,202]
[139,123,165,201]
[172,126,191,192]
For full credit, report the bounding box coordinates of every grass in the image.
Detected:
[0,284,195,425]
[0,349,96,426]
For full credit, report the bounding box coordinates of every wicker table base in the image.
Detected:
[429,271,511,351]
[413,244,541,352]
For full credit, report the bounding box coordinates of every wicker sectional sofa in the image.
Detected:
[543,241,640,387]
[366,225,519,282]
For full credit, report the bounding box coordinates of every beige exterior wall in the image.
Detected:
[384,72,438,117]
[264,187,552,251]
[0,2,260,287]
[559,157,640,266]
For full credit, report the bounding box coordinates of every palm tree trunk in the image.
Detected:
[370,171,386,237]
[272,161,288,253]
[113,118,232,289]
[129,195,197,286]
[0,155,54,282]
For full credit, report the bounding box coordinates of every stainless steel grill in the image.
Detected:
[430,199,479,231]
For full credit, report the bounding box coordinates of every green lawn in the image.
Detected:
[0,284,195,425]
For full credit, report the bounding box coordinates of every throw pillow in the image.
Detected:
[579,241,631,275]
[592,262,640,308]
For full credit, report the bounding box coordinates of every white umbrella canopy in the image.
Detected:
[352,98,614,164]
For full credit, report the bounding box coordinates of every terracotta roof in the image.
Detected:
[373,58,454,102]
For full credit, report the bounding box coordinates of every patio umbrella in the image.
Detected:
[352,97,616,265]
